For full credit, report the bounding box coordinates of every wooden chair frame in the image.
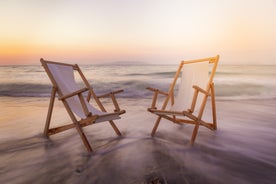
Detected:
[41,58,126,152]
[147,55,219,144]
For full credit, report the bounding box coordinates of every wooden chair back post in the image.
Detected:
[41,59,62,136]
[44,86,57,136]
[197,55,219,119]
[162,62,184,110]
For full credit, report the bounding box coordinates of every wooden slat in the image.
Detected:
[110,94,120,112]
[40,58,76,67]
[97,89,124,98]
[192,85,209,95]
[189,89,199,113]
[78,93,91,116]
[151,91,158,109]
[146,87,168,96]
[181,55,219,64]
[46,115,98,136]
[59,88,89,100]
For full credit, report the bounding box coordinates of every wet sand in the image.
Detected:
[0,97,276,184]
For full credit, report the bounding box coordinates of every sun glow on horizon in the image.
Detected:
[0,0,275,65]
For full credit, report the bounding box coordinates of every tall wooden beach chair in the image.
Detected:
[147,55,219,144]
[40,58,126,152]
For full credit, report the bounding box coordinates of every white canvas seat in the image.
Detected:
[41,59,125,152]
[147,55,219,144]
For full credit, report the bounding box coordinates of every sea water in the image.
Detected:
[0,64,276,184]
[0,64,276,99]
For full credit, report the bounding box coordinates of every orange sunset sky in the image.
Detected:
[0,0,275,65]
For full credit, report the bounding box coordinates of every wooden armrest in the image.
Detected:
[192,85,209,95]
[96,89,124,113]
[59,87,89,100]
[146,87,168,96]
[97,89,124,98]
[147,87,169,109]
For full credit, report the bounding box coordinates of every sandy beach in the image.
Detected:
[0,97,275,184]
[1,0,276,183]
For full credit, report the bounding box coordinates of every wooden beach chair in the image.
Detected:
[147,55,219,144]
[40,58,126,152]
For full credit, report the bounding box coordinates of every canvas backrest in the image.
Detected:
[170,61,209,111]
[44,62,102,119]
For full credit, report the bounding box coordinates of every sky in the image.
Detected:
[0,0,275,65]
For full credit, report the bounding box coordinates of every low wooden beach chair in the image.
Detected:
[147,55,219,144]
[40,58,125,152]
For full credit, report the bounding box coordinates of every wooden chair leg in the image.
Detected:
[44,87,56,137]
[109,120,122,136]
[190,123,200,144]
[63,101,93,152]
[151,116,162,136]
[74,122,93,152]
[210,83,217,130]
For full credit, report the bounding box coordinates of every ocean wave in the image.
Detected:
[126,71,175,78]
[1,65,276,100]
[1,81,275,100]
[0,83,52,97]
